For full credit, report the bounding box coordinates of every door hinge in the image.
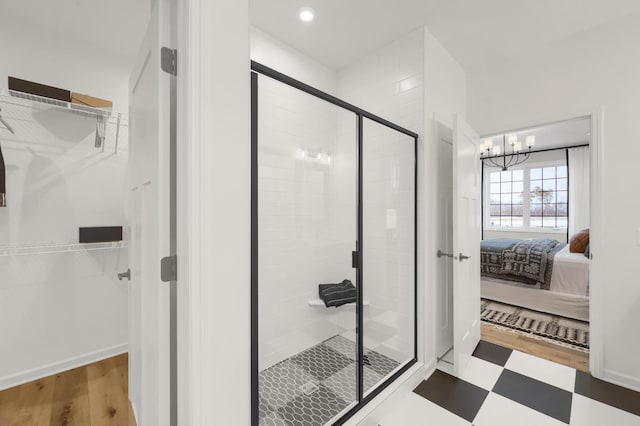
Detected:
[161,255,177,282]
[352,251,359,268]
[161,47,177,76]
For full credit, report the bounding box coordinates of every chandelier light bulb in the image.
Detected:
[526,135,536,147]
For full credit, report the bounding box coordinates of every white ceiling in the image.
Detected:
[250,0,640,70]
[0,0,149,64]
[3,1,639,77]
[483,117,590,151]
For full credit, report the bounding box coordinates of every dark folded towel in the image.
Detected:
[318,279,356,308]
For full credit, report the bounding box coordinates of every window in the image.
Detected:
[489,169,524,227]
[486,164,567,230]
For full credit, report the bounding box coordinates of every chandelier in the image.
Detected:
[480,134,535,170]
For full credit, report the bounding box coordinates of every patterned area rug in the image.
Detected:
[481,299,590,351]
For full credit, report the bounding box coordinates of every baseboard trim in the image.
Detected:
[130,400,139,426]
[422,359,436,379]
[603,368,640,393]
[0,343,128,391]
[345,362,427,426]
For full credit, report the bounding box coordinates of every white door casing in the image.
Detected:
[452,113,481,376]
[435,122,454,359]
[128,0,171,424]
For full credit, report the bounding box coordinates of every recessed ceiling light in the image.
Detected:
[298,6,315,22]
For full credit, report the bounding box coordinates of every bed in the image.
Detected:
[480,238,590,321]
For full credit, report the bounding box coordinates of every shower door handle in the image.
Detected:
[352,251,359,268]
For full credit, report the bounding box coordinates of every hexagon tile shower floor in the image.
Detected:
[259,335,400,426]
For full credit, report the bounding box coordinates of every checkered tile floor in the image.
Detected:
[381,341,640,426]
[259,335,401,426]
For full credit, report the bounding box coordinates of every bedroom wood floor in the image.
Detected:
[0,353,135,426]
[481,323,590,372]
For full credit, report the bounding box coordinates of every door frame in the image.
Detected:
[474,109,604,377]
[128,0,174,423]
[174,0,253,424]
[433,120,454,361]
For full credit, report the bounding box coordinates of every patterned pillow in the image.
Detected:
[570,229,589,253]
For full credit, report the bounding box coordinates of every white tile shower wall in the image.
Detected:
[251,27,337,95]
[252,30,362,370]
[257,77,358,370]
[337,28,424,363]
[338,28,424,133]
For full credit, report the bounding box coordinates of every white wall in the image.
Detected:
[0,15,132,112]
[338,28,424,133]
[467,13,640,390]
[423,27,467,368]
[251,28,337,94]
[0,19,130,388]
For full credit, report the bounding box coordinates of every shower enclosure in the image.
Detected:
[251,62,417,426]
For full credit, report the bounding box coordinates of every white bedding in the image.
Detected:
[481,245,590,321]
[550,245,590,296]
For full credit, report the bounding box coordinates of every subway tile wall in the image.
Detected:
[256,27,424,371]
[258,76,358,370]
[338,28,424,363]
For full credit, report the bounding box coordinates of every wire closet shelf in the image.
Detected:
[0,240,129,257]
[0,88,128,153]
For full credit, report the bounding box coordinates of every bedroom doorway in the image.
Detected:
[435,115,594,375]
[479,116,592,371]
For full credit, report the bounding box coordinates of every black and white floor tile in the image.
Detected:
[381,341,640,426]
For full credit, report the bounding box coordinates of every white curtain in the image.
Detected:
[568,146,590,237]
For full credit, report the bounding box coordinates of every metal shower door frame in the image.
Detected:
[250,61,419,426]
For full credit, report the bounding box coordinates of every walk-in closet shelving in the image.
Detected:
[0,88,127,153]
[0,240,128,257]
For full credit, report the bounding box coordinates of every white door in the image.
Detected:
[435,121,454,359]
[452,113,481,376]
[128,1,171,424]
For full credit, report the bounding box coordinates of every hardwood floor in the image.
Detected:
[481,323,590,372]
[0,353,135,426]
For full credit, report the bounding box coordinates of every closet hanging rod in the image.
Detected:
[0,108,14,134]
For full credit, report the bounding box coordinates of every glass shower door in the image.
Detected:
[256,74,359,425]
[361,117,416,396]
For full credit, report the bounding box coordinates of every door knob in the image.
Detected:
[437,250,454,259]
[118,268,131,280]
[458,253,470,262]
